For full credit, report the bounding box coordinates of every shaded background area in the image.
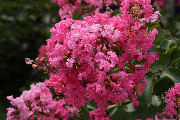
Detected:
[0,0,59,119]
[0,0,180,119]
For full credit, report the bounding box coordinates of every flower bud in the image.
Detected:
[176,96,180,108]
[63,56,68,61]
[96,39,102,44]
[134,83,142,94]
[111,43,118,50]
[102,46,108,53]
[35,58,40,62]
[40,57,45,62]
[32,64,38,69]
[139,24,146,30]
[66,51,72,58]
[131,4,141,18]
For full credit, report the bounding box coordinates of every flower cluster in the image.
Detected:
[51,0,122,19]
[8,0,160,119]
[7,82,78,120]
[34,1,159,118]
[155,83,180,119]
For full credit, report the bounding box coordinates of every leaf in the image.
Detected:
[109,107,118,117]
[152,53,171,70]
[160,39,174,50]
[171,58,180,68]
[161,68,180,83]
[110,97,164,120]
[142,72,155,106]
[170,49,180,67]
[153,77,174,95]
[143,80,153,106]
[87,101,97,110]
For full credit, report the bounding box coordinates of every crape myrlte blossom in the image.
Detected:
[33,1,160,119]
[7,82,78,120]
[8,0,160,119]
[156,83,180,119]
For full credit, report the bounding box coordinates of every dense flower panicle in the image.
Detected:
[159,83,180,119]
[155,84,180,120]
[9,0,160,119]
[7,82,78,120]
[36,5,159,118]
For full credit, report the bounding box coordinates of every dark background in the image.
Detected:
[0,0,59,119]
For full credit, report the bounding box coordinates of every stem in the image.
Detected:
[107,100,132,110]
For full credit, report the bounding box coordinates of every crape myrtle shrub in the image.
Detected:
[5,0,180,120]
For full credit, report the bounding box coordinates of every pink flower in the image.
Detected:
[25,58,33,64]
[150,11,161,23]
[7,82,78,120]
[161,83,180,119]
[66,58,75,68]
[19,1,160,119]
[36,11,158,118]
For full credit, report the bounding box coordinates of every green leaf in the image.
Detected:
[152,53,171,70]
[153,77,174,95]
[170,49,180,60]
[109,107,118,117]
[110,97,164,120]
[161,68,180,83]
[143,80,153,106]
[160,39,174,50]
[171,58,180,68]
[170,49,180,68]
[87,101,97,110]
[142,72,155,106]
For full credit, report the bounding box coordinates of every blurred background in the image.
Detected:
[0,0,179,119]
[0,0,59,119]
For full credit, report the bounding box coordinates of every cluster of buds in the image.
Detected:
[32,57,46,70]
[25,56,53,73]
[130,4,143,19]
